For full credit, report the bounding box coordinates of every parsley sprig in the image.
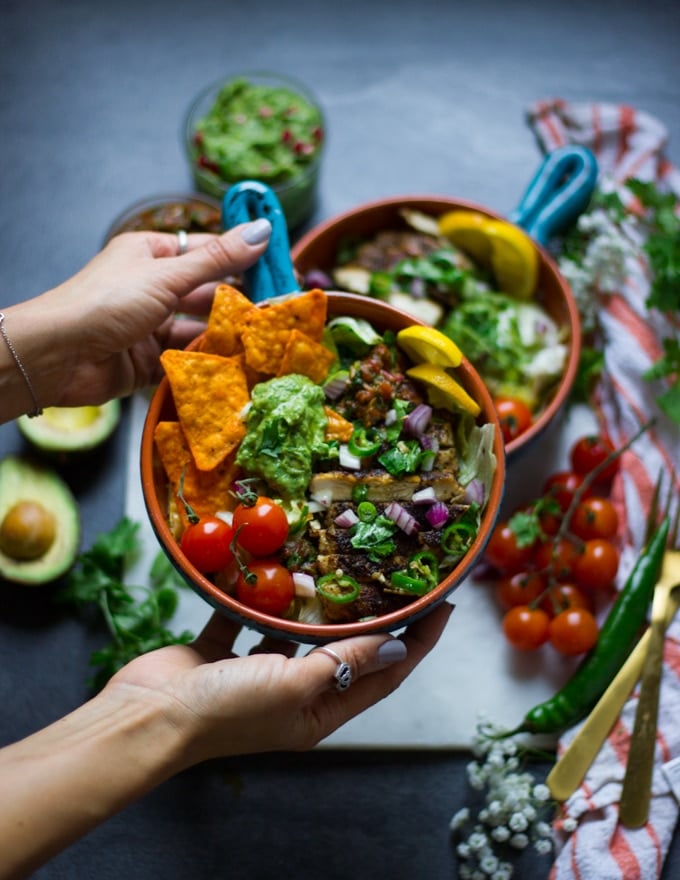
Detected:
[57,517,194,690]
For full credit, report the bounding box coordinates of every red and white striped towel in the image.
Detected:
[527,99,680,880]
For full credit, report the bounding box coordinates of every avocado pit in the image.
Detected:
[0,500,57,560]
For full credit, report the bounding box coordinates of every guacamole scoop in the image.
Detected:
[236,374,329,499]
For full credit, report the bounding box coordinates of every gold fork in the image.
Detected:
[619,548,680,827]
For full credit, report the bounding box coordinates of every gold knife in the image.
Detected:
[619,566,680,828]
[547,584,680,803]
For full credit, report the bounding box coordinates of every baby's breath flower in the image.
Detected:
[508,812,529,832]
[491,864,513,880]
[562,816,578,833]
[491,826,511,843]
[468,830,489,851]
[480,853,499,874]
[450,808,471,831]
[535,838,553,855]
[533,784,550,802]
[510,832,529,850]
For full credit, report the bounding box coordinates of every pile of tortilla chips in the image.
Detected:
[154,286,340,533]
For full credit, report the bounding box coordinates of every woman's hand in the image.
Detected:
[106,603,453,766]
[1,220,271,418]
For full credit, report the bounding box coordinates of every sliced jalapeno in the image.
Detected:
[352,483,369,504]
[317,572,361,604]
[357,501,377,522]
[348,426,382,458]
[388,571,430,596]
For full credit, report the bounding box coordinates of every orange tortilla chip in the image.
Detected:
[240,289,327,374]
[277,329,336,384]
[153,421,240,529]
[324,406,354,443]
[199,284,255,356]
[160,349,249,471]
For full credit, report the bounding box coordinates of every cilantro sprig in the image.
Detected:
[57,517,194,690]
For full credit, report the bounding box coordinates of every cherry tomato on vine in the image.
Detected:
[548,607,599,656]
[570,434,620,486]
[571,496,619,541]
[533,537,580,580]
[484,521,535,574]
[543,471,594,513]
[180,516,235,573]
[232,497,289,556]
[573,539,619,591]
[539,582,593,618]
[494,397,533,444]
[236,558,294,616]
[496,570,546,610]
[502,605,550,651]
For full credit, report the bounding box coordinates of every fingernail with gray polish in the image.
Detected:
[241,218,272,245]
[377,639,408,664]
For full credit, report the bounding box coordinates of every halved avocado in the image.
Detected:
[0,456,80,585]
[17,400,121,453]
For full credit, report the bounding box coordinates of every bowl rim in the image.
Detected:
[102,192,222,245]
[141,291,506,644]
[290,194,582,459]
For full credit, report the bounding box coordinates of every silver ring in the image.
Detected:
[176,229,188,255]
[313,646,353,692]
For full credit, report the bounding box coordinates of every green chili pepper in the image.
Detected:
[515,516,670,736]
[317,572,361,604]
[388,551,440,596]
[348,425,382,458]
[441,505,480,557]
[357,501,377,522]
[352,483,369,504]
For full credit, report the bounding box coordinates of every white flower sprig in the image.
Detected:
[450,719,556,879]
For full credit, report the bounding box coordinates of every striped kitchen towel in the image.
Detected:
[527,99,680,880]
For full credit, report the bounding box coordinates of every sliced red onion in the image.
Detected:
[293,572,317,599]
[425,501,449,529]
[404,403,432,436]
[334,508,359,528]
[411,486,438,505]
[323,373,349,400]
[465,479,486,506]
[385,501,419,535]
[339,444,362,470]
[303,268,333,289]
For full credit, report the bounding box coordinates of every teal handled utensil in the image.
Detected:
[223,143,599,301]
[508,144,598,246]
[222,179,298,302]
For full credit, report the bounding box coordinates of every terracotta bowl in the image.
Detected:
[141,292,505,644]
[291,196,582,459]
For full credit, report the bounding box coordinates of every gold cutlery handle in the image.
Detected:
[547,628,653,802]
[618,620,666,827]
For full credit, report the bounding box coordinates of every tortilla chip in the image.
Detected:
[240,289,327,375]
[154,421,241,531]
[160,349,249,471]
[324,406,354,442]
[199,284,255,356]
[277,329,336,384]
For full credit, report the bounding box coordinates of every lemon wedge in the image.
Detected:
[396,325,463,368]
[406,363,481,416]
[483,220,538,300]
[438,210,538,299]
[437,210,491,264]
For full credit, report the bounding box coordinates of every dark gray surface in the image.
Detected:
[1,1,679,877]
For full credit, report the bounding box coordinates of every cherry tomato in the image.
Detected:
[548,607,599,656]
[180,516,235,573]
[232,497,289,556]
[533,537,580,580]
[571,496,619,541]
[496,570,546,610]
[543,471,594,513]
[502,605,550,651]
[539,582,593,617]
[236,558,294,616]
[570,434,620,486]
[495,397,533,444]
[573,539,619,591]
[484,521,535,574]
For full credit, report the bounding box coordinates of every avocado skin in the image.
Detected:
[0,455,80,585]
[16,400,121,454]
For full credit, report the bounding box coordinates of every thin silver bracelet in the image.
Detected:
[0,311,43,417]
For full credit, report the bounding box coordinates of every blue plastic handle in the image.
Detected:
[222,180,300,302]
[508,144,599,245]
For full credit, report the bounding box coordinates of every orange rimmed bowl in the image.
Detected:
[140,292,506,644]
